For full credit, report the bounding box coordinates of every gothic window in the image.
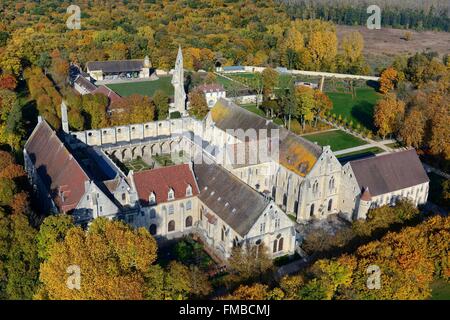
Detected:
[186,200,192,211]
[328,199,333,211]
[168,204,174,215]
[283,194,287,207]
[260,223,266,234]
[221,226,226,241]
[121,193,126,201]
[310,204,315,217]
[186,184,192,196]
[273,239,278,253]
[168,220,175,232]
[99,206,103,213]
[328,177,335,191]
[149,224,157,236]
[150,208,156,219]
[168,188,174,201]
[275,218,280,229]
[233,237,240,248]
[149,192,156,205]
[278,237,284,252]
[185,216,192,228]
[313,181,319,194]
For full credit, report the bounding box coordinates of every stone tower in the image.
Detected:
[171,46,186,114]
[61,100,69,133]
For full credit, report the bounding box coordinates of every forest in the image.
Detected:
[280,0,450,31]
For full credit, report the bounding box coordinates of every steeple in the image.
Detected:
[172,45,186,114]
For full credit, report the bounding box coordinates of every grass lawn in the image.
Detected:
[326,87,381,132]
[123,157,152,172]
[385,141,403,149]
[106,76,173,97]
[303,130,367,151]
[430,279,450,300]
[153,154,175,167]
[240,103,284,125]
[336,146,383,158]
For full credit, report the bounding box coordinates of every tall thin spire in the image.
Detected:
[172,45,186,114]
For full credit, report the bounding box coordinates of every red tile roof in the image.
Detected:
[92,85,124,105]
[133,164,199,206]
[197,83,225,93]
[24,121,89,213]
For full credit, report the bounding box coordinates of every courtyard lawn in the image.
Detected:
[106,76,173,97]
[153,154,175,167]
[430,279,450,300]
[240,103,284,125]
[326,87,381,132]
[303,130,367,151]
[123,157,152,172]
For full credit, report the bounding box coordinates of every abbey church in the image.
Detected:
[23,48,430,262]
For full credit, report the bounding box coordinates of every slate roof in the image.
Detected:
[133,164,199,206]
[197,83,225,93]
[24,121,89,213]
[74,75,97,92]
[193,163,269,236]
[210,98,322,176]
[350,149,429,197]
[86,60,145,73]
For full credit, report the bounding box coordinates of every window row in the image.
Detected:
[149,216,193,236]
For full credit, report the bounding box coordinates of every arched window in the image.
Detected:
[168,188,174,201]
[329,177,335,191]
[313,181,319,194]
[221,226,226,241]
[149,224,157,236]
[149,208,156,219]
[310,204,315,217]
[273,239,278,253]
[168,220,175,232]
[328,199,332,211]
[186,184,192,196]
[278,237,284,252]
[186,200,192,211]
[185,216,192,228]
[149,192,156,205]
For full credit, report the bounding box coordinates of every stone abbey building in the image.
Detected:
[23,49,430,262]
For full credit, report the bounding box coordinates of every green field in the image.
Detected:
[106,76,173,97]
[240,104,284,125]
[303,130,367,151]
[336,146,383,159]
[430,279,450,300]
[326,87,381,132]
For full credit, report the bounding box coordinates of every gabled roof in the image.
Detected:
[210,98,322,176]
[193,163,269,236]
[92,85,124,105]
[86,60,145,73]
[24,121,89,213]
[197,83,225,93]
[350,149,429,197]
[74,75,97,92]
[133,164,199,206]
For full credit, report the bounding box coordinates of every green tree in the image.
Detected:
[153,90,169,120]
[36,214,74,260]
[188,89,209,119]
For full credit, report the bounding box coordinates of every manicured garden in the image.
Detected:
[336,146,383,159]
[123,157,153,172]
[302,130,367,151]
[106,76,173,97]
[325,87,380,132]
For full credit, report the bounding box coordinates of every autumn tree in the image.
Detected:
[399,108,425,148]
[0,74,17,90]
[261,68,279,100]
[82,93,109,129]
[188,89,209,119]
[293,85,315,129]
[373,93,405,138]
[379,67,399,94]
[224,283,282,300]
[227,243,273,284]
[38,218,158,300]
[36,214,74,260]
[153,90,169,120]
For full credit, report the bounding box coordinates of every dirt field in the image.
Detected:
[337,25,450,57]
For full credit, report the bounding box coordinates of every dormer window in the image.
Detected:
[149,192,156,205]
[186,184,192,196]
[168,188,175,201]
